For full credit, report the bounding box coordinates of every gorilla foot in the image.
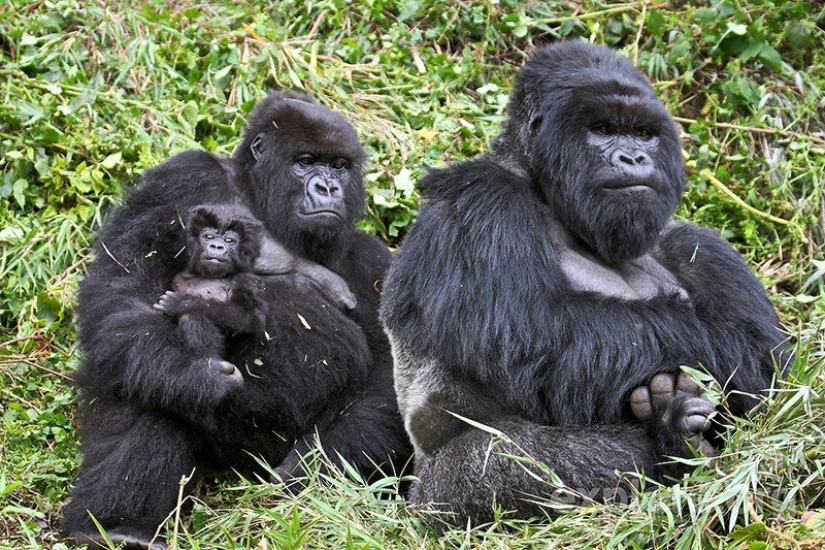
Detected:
[68,530,167,550]
[630,372,717,457]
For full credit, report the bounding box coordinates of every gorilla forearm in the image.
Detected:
[394,271,769,427]
[386,194,780,423]
[80,302,235,427]
[158,289,262,336]
[77,275,237,427]
[254,234,357,311]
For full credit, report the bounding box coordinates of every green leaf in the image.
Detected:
[100,152,122,169]
[12,179,28,208]
[727,22,748,35]
[757,45,783,71]
[180,100,199,134]
[392,168,415,195]
[646,11,666,35]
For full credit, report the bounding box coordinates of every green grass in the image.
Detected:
[1,0,823,548]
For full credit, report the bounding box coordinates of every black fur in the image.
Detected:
[63,92,410,548]
[380,41,789,528]
[153,204,267,388]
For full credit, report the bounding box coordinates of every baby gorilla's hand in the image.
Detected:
[153,290,191,318]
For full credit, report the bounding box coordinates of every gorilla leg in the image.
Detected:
[176,313,243,386]
[408,372,717,529]
[274,365,411,485]
[410,419,655,529]
[63,403,202,549]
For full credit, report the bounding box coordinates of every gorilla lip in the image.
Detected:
[302,210,343,220]
[605,184,653,192]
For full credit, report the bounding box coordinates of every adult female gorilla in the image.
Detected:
[63,92,410,549]
[381,41,789,528]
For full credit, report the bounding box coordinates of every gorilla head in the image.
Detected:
[184,204,262,279]
[234,91,367,262]
[495,41,686,262]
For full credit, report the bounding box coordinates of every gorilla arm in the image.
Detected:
[384,164,717,422]
[254,233,357,311]
[654,222,791,412]
[273,235,410,483]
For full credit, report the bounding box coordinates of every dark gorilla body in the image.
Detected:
[153,204,268,383]
[380,42,789,527]
[63,92,410,549]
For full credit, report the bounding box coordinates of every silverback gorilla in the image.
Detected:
[63,91,410,549]
[380,41,789,528]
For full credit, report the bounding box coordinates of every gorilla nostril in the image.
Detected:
[634,154,648,164]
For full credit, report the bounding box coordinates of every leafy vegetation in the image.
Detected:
[1,0,823,548]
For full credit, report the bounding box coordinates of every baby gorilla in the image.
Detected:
[153,203,266,387]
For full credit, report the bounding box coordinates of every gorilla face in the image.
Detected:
[186,204,262,279]
[234,92,367,260]
[289,153,353,224]
[504,42,687,263]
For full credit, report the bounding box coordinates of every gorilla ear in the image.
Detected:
[250,133,265,161]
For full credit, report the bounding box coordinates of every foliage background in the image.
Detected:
[1,0,823,548]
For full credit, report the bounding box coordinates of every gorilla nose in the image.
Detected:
[611,149,654,178]
[307,176,343,209]
[313,180,340,197]
[612,149,650,166]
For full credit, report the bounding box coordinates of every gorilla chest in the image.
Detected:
[558,247,689,302]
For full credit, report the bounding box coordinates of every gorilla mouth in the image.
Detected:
[605,184,654,192]
[302,210,343,220]
[204,257,227,264]
[601,179,657,193]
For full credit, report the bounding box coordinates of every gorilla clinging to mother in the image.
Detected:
[63,91,410,549]
[381,41,789,527]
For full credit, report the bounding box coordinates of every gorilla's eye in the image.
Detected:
[331,158,348,170]
[592,123,612,135]
[297,155,315,166]
[224,237,235,245]
[635,128,655,140]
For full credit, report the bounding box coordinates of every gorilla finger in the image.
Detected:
[683,396,716,418]
[650,373,676,409]
[208,359,242,380]
[675,371,702,395]
[685,434,718,458]
[682,413,711,434]
[629,386,653,421]
[697,440,719,459]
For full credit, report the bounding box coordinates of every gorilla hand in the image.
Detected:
[630,372,717,458]
[153,290,192,317]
